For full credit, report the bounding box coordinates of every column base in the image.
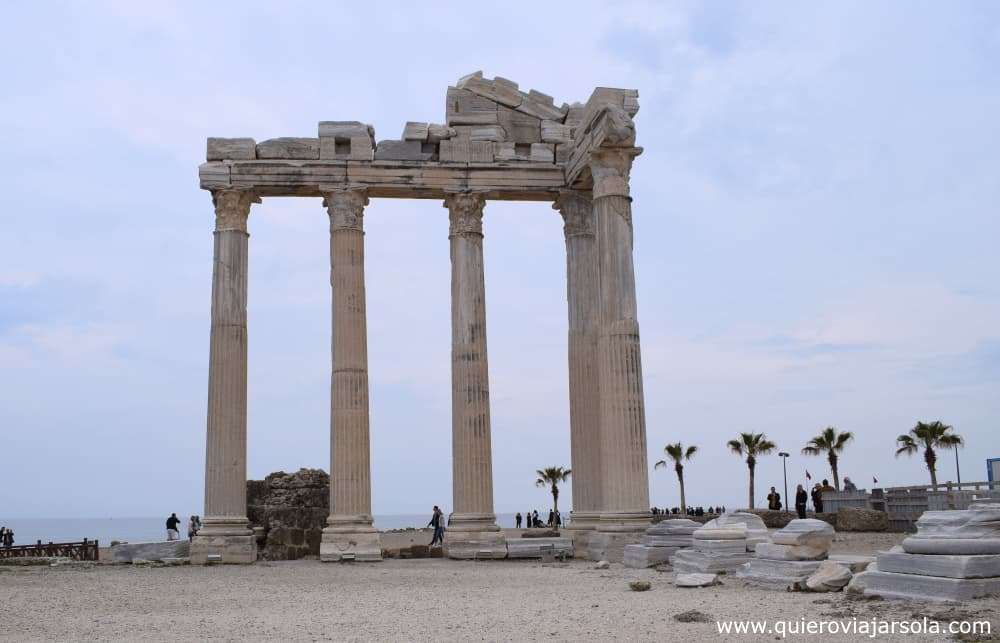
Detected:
[320,515,382,562]
[586,513,650,562]
[190,518,257,565]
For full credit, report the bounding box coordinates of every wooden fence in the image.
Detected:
[0,539,99,561]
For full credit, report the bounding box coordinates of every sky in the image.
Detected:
[1,1,998,520]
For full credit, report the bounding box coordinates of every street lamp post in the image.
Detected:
[955,446,962,487]
[778,452,790,514]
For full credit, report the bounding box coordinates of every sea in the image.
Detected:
[0,513,523,546]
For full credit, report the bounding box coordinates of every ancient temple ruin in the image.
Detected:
[191,72,650,564]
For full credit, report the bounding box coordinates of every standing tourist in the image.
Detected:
[843,477,857,491]
[165,513,181,541]
[811,484,824,514]
[3,528,14,548]
[427,505,445,547]
[554,510,561,527]
[187,515,198,542]
[532,510,539,527]
[515,512,522,529]
[795,484,808,519]
[766,487,779,510]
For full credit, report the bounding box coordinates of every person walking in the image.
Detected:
[428,505,445,547]
[187,515,198,542]
[166,513,181,541]
[515,512,522,529]
[532,510,539,527]
[555,510,561,527]
[795,484,808,519]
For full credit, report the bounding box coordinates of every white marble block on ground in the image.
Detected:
[672,548,750,574]
[700,512,771,550]
[828,554,875,573]
[755,542,827,561]
[110,540,190,563]
[804,561,853,592]
[876,550,1000,579]
[675,572,720,587]
[506,538,573,559]
[738,558,823,589]
[900,502,1000,555]
[856,569,1000,602]
[444,532,507,560]
[693,538,748,554]
[623,544,679,568]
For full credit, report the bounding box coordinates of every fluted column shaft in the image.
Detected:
[555,190,602,528]
[323,188,375,531]
[591,148,651,530]
[445,191,499,531]
[203,189,258,534]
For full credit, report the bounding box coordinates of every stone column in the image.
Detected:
[553,190,602,534]
[442,191,506,559]
[191,188,259,565]
[320,187,381,562]
[589,147,651,560]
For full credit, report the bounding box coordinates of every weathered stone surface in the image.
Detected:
[541,120,572,144]
[190,534,256,565]
[320,530,382,562]
[623,544,678,568]
[444,531,507,560]
[506,537,573,559]
[498,107,540,143]
[458,72,523,108]
[805,561,853,592]
[247,468,328,561]
[654,519,702,534]
[256,137,320,160]
[374,140,432,161]
[902,537,1000,555]
[828,554,875,573]
[110,540,190,563]
[675,572,720,588]
[877,550,1000,579]
[319,121,370,139]
[439,138,470,163]
[517,96,568,121]
[856,569,1000,602]
[693,539,747,554]
[402,122,429,141]
[447,86,500,125]
[495,142,516,161]
[207,137,255,161]
[530,143,554,163]
[837,507,889,532]
[755,542,828,561]
[772,519,834,549]
[469,125,505,142]
[349,136,373,161]
[693,526,747,541]
[629,580,651,591]
[587,532,643,563]
[702,512,771,550]
[672,548,750,574]
[738,558,823,589]
[594,560,610,569]
[427,124,455,142]
[469,141,494,163]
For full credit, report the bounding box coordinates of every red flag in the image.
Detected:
[805,470,812,481]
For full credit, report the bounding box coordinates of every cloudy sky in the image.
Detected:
[2,2,998,520]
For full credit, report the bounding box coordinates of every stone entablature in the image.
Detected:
[199,71,639,199]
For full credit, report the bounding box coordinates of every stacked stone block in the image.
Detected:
[738,519,834,589]
[246,469,329,561]
[850,501,1000,601]
[672,523,752,574]
[700,511,771,551]
[623,518,699,568]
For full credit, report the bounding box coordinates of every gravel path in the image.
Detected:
[2,552,998,642]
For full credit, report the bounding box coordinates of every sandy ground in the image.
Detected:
[2,534,998,642]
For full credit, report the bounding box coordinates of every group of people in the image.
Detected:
[165,513,203,542]
[0,526,14,548]
[651,506,724,516]
[514,510,560,529]
[769,477,857,518]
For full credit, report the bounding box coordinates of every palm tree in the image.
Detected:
[535,466,572,517]
[801,427,854,491]
[727,432,777,509]
[654,442,697,513]
[895,421,963,490]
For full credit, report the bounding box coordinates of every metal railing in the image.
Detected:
[0,539,99,561]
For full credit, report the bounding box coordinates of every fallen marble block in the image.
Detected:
[804,561,853,592]
[700,513,770,550]
[693,526,747,541]
[876,550,1000,579]
[643,535,695,547]
[672,548,750,574]
[738,558,823,589]
[908,502,1000,540]
[654,519,701,534]
[692,539,747,554]
[506,537,572,559]
[755,542,827,561]
[772,519,834,553]
[855,569,1000,602]
[901,537,1000,555]
[828,554,875,573]
[110,540,191,563]
[623,544,679,568]
[675,572,720,587]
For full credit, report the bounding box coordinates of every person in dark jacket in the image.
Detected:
[166,513,181,541]
[811,484,824,514]
[795,484,808,519]
[428,505,445,546]
[515,512,522,529]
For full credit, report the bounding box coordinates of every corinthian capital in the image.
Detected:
[552,190,594,238]
[212,189,260,232]
[322,187,369,232]
[589,147,642,200]
[444,191,487,238]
